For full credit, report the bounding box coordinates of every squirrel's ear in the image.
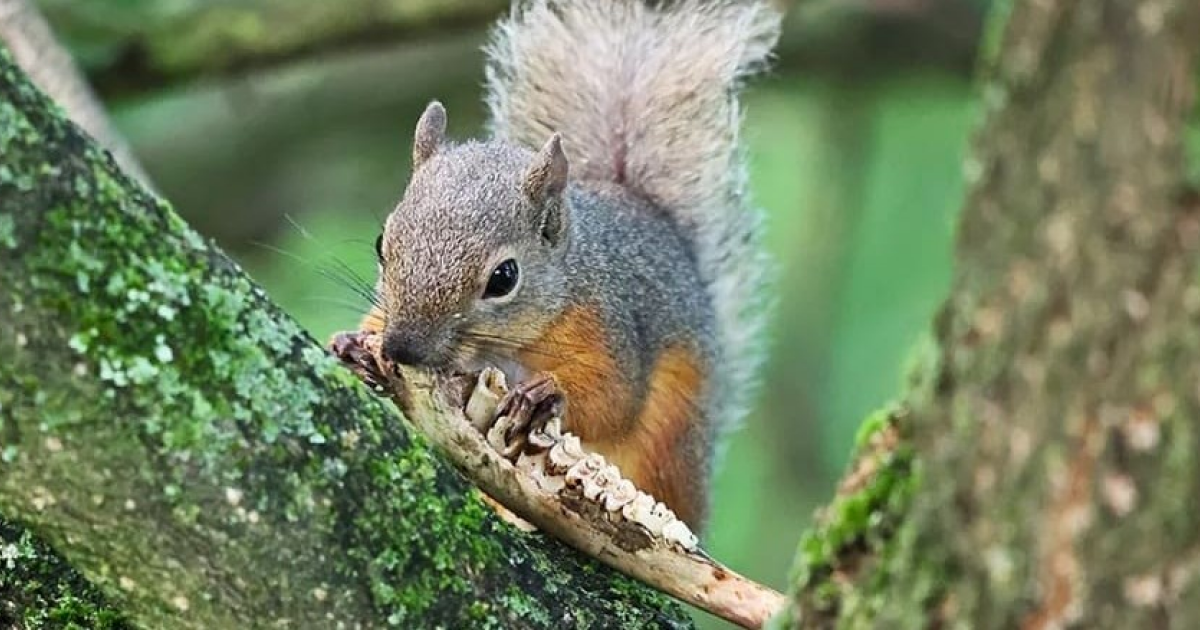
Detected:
[412,101,447,169]
[523,133,570,244]
[523,133,569,201]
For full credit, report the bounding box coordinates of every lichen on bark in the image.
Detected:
[0,46,688,628]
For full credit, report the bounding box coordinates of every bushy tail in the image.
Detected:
[485,0,781,435]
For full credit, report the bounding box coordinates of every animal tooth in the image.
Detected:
[662,519,698,550]
[583,464,620,500]
[603,479,638,512]
[622,492,656,525]
[565,454,604,486]
[548,434,585,473]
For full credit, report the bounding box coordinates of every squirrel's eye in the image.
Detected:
[483,259,519,299]
[374,234,384,261]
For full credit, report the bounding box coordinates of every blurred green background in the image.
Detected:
[37,0,988,626]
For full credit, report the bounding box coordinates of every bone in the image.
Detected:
[466,369,702,554]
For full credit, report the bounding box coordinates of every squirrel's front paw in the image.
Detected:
[329,331,389,396]
[491,372,564,455]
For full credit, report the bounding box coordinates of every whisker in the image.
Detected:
[248,239,306,264]
[327,256,377,294]
[463,330,594,354]
[322,269,378,308]
[458,334,577,363]
[316,267,381,309]
[298,296,377,314]
[248,239,382,310]
[282,213,315,241]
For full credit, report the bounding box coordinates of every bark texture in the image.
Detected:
[0,48,689,629]
[778,0,1200,627]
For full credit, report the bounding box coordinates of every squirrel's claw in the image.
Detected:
[495,372,564,448]
[329,331,390,396]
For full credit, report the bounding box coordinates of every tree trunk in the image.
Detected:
[777,0,1200,627]
[0,48,688,629]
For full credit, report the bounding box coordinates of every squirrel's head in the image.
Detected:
[374,101,572,372]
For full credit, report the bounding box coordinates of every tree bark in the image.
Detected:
[0,48,689,629]
[776,0,1200,627]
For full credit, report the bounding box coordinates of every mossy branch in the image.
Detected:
[0,48,689,628]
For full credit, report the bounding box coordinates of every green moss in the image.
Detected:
[852,407,894,451]
[773,406,918,628]
[347,437,684,627]
[0,517,132,629]
[0,213,15,249]
[979,0,1015,72]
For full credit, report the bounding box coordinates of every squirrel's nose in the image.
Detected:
[382,328,443,368]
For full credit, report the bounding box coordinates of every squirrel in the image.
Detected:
[331,0,780,533]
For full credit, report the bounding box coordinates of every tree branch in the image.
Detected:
[0,48,689,628]
[35,0,508,97]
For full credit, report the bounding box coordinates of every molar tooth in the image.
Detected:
[622,492,656,525]
[583,464,620,501]
[548,434,585,473]
[595,464,621,486]
[602,479,638,512]
[565,454,604,486]
[639,500,672,536]
[662,519,698,550]
[560,435,586,458]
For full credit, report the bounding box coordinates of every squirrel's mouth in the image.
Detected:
[380,323,530,384]
[380,324,456,370]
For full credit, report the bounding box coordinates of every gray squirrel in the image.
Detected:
[332,0,780,532]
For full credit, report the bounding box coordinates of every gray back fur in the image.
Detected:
[484,0,781,439]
